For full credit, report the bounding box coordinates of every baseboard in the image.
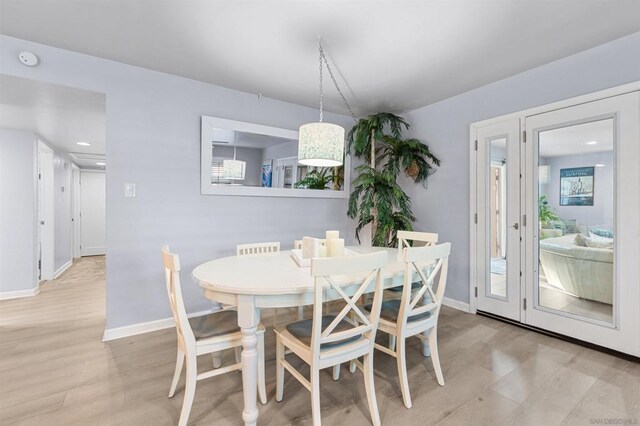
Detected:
[0,287,40,300]
[82,246,106,256]
[442,296,470,313]
[101,309,216,342]
[53,260,73,279]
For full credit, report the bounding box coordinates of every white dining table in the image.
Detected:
[192,246,418,426]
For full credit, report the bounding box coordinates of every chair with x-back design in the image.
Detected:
[274,251,388,425]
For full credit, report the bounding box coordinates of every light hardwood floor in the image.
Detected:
[1,256,638,425]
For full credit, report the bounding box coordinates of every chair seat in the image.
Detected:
[189,310,240,340]
[364,299,432,324]
[284,315,361,349]
[386,281,422,293]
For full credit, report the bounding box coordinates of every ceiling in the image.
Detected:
[540,118,613,158]
[0,74,106,168]
[1,1,639,116]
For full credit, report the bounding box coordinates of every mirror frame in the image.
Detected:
[201,116,351,198]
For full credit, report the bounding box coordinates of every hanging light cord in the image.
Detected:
[318,41,359,122]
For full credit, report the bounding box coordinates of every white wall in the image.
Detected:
[0,128,37,294]
[0,35,355,330]
[403,32,640,304]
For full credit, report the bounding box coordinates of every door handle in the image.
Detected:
[512,223,519,230]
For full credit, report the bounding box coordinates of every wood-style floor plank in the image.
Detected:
[1,256,637,425]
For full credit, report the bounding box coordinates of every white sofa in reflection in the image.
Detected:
[539,234,613,305]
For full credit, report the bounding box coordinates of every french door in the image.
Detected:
[473,90,640,356]
[475,119,522,321]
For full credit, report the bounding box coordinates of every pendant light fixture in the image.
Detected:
[298,41,346,167]
[222,146,246,180]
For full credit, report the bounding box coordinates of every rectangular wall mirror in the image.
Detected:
[201,116,350,198]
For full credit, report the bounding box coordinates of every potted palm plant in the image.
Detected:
[347,112,440,247]
[294,168,334,190]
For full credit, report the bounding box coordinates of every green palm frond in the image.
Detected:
[346,112,440,247]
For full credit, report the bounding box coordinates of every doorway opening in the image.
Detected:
[0,74,106,302]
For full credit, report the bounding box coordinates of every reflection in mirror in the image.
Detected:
[201,117,349,198]
[537,118,614,324]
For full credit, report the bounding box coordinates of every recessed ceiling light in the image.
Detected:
[76,142,91,146]
[96,162,106,166]
[585,140,598,145]
[595,163,606,167]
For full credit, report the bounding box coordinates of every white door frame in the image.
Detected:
[469,81,640,314]
[71,164,81,258]
[37,140,55,282]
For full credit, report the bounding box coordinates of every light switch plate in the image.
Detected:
[124,183,136,198]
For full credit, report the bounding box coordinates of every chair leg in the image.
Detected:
[275,335,285,402]
[257,332,267,404]
[178,356,197,426]
[297,306,304,320]
[168,348,184,398]
[311,367,321,426]
[396,337,412,408]
[212,351,223,368]
[332,364,340,381]
[363,353,381,426]
[349,358,357,374]
[273,308,279,328]
[428,328,444,386]
[389,335,396,352]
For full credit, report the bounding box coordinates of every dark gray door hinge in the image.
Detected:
[523,298,527,310]
[523,214,527,227]
[475,286,478,298]
[474,213,478,224]
[522,131,526,143]
[474,140,478,151]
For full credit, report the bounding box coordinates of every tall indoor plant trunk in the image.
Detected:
[370,128,377,243]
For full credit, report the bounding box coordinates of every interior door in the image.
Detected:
[475,119,521,321]
[524,91,640,356]
[80,171,106,256]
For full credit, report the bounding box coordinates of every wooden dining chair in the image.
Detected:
[237,241,281,255]
[162,246,267,426]
[274,251,388,426]
[386,230,438,296]
[362,243,451,409]
[384,230,439,354]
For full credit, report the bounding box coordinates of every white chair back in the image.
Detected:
[397,243,451,326]
[397,230,438,249]
[161,246,195,351]
[237,241,280,256]
[309,251,387,353]
[293,239,326,250]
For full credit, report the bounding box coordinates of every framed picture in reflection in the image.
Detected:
[560,167,594,206]
[261,160,273,188]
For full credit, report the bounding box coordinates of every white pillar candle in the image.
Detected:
[325,230,339,241]
[319,246,327,258]
[328,238,345,257]
[302,237,320,259]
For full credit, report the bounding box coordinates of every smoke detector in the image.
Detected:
[18,51,39,66]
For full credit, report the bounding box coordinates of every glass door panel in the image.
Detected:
[475,119,521,321]
[537,119,614,324]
